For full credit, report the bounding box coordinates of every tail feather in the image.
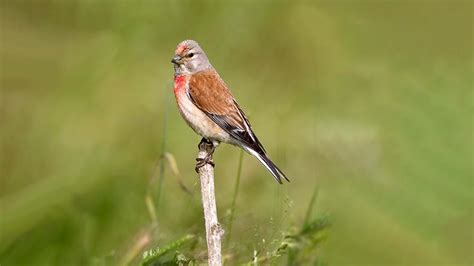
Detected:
[244,147,290,184]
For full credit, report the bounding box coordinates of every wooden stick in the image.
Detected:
[197,141,224,266]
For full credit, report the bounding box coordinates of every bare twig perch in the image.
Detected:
[197,140,224,266]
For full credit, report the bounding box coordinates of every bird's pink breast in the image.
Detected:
[173,75,186,95]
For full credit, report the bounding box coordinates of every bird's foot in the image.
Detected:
[197,137,214,149]
[195,156,215,173]
[195,138,217,173]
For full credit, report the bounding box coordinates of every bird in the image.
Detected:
[171,40,289,184]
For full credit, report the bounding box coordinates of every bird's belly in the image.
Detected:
[175,89,230,143]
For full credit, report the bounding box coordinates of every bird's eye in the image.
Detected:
[187,53,194,58]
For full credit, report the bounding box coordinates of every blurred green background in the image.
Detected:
[1,0,472,265]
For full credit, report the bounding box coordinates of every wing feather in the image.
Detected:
[188,70,265,153]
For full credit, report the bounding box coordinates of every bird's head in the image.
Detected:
[172,40,211,75]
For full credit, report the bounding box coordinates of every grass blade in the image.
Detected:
[140,234,196,266]
[226,149,244,247]
[303,186,319,227]
[154,90,171,215]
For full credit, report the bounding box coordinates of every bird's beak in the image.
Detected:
[171,55,183,64]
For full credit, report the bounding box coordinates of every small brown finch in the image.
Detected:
[171,40,289,184]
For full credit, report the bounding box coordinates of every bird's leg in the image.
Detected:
[195,138,216,172]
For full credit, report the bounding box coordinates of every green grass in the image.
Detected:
[1,1,472,265]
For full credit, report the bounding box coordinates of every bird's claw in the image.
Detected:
[195,156,215,173]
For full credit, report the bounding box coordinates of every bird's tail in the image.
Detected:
[244,147,290,184]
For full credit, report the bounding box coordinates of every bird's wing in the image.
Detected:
[187,70,266,153]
